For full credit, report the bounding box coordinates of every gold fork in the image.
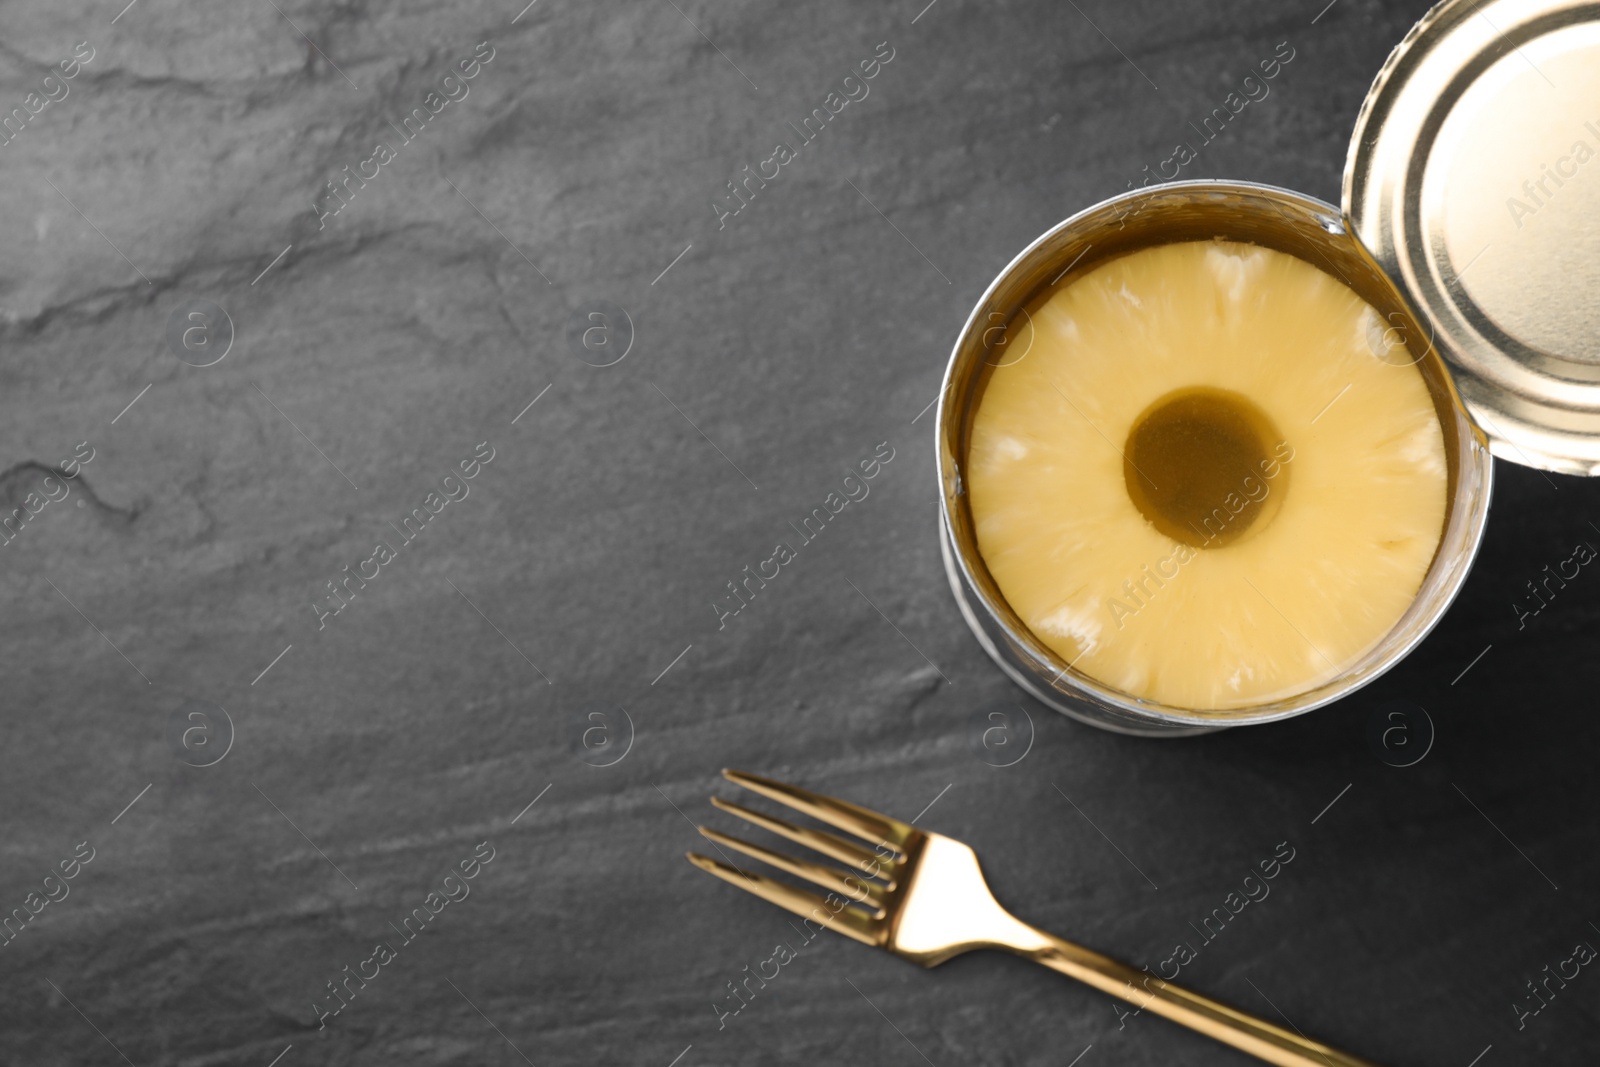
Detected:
[687,769,1380,1067]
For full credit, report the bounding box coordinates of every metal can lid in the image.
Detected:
[1346,0,1600,475]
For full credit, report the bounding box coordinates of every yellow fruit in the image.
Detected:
[967,239,1448,710]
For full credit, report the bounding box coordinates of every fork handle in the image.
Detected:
[1015,931,1381,1067]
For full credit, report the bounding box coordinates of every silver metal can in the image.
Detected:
[936,181,1494,735]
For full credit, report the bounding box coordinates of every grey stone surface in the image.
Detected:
[3,0,1599,1064]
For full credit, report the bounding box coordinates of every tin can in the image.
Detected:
[937,0,1597,734]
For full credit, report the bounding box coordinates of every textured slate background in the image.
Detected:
[3,0,1598,1064]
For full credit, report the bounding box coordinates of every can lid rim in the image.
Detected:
[1345,0,1600,476]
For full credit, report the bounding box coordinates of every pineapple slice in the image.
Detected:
[967,240,1448,710]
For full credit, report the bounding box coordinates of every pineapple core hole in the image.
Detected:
[1122,386,1287,549]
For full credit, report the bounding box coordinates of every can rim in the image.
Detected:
[935,179,1495,729]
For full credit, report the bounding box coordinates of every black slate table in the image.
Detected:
[4,0,1597,1064]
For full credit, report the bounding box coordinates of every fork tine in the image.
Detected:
[698,827,883,906]
[685,853,882,947]
[710,797,895,883]
[723,769,913,848]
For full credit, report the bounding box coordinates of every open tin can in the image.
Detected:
[937,0,1600,735]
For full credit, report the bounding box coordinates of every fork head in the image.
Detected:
[686,769,1040,966]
